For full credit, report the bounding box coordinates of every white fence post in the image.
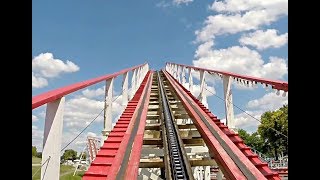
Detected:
[188,68,193,93]
[223,75,235,130]
[41,97,65,180]
[122,72,129,106]
[198,70,208,107]
[102,78,114,139]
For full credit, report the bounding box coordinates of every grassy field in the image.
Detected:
[32,157,42,164]
[32,157,84,180]
[60,171,85,180]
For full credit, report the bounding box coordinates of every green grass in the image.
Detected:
[60,165,76,174]
[32,165,84,180]
[60,171,85,180]
[32,157,42,164]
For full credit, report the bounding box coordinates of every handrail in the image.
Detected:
[32,63,146,109]
[166,62,288,92]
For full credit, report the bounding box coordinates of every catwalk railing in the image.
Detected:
[165,62,288,131]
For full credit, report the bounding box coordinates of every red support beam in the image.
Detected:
[166,62,288,92]
[32,63,146,109]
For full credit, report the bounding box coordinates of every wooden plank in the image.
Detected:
[145,124,161,130]
[174,114,190,119]
[147,115,160,120]
[190,158,217,166]
[178,124,196,129]
[139,159,164,168]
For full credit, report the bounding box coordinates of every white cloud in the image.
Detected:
[232,110,262,133]
[32,72,48,88]
[239,29,288,50]
[32,53,80,88]
[64,87,127,129]
[182,82,216,98]
[87,132,97,138]
[195,0,287,43]
[32,53,79,78]
[259,57,288,79]
[61,130,85,152]
[247,92,288,111]
[32,115,38,122]
[64,97,104,129]
[32,125,44,151]
[193,46,287,80]
[195,9,286,43]
[191,0,288,134]
[210,0,288,14]
[156,0,194,8]
[156,1,171,8]
[173,0,194,5]
[194,40,215,58]
[81,87,105,99]
[232,82,255,90]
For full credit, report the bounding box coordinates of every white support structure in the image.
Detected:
[171,64,175,78]
[143,64,148,78]
[181,66,186,87]
[198,70,208,108]
[188,68,193,93]
[223,75,235,130]
[177,65,181,83]
[73,145,87,176]
[122,72,129,105]
[41,97,65,180]
[169,64,173,76]
[138,67,142,85]
[141,65,145,79]
[204,166,210,180]
[136,67,141,88]
[170,64,174,75]
[141,66,145,82]
[131,69,137,97]
[172,64,176,79]
[102,78,114,138]
[175,64,179,80]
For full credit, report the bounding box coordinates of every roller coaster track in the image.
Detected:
[82,70,282,180]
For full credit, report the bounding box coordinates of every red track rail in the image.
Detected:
[167,62,288,92]
[164,70,281,180]
[82,71,152,180]
[124,73,153,179]
[32,63,146,109]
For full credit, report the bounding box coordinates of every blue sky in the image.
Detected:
[32,0,288,152]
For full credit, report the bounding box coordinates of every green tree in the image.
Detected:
[238,129,264,152]
[258,104,288,160]
[32,146,37,157]
[36,152,42,158]
[61,149,78,161]
[79,152,87,160]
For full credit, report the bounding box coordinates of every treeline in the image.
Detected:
[238,105,288,160]
[32,146,86,161]
[32,146,42,158]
